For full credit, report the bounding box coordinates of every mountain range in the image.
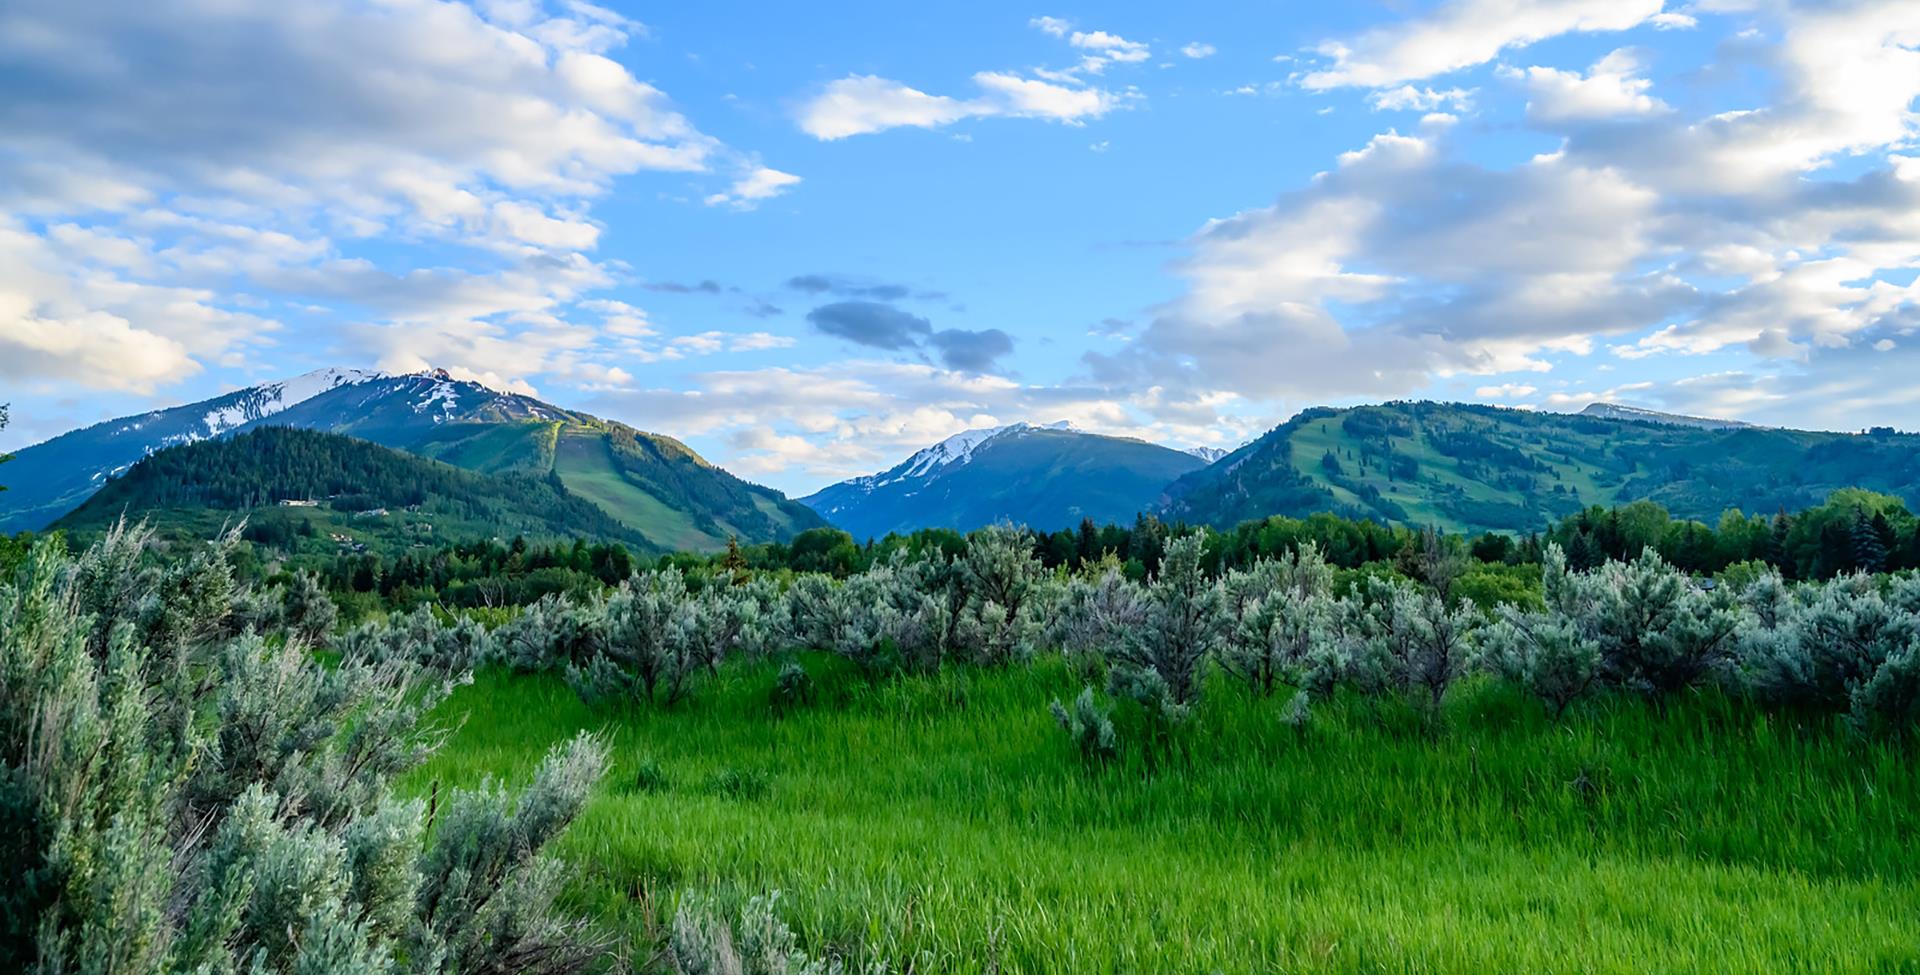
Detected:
[3,368,825,551]
[798,422,1205,539]
[12,371,1920,549]
[1161,401,1920,535]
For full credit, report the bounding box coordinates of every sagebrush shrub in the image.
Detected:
[0,528,610,974]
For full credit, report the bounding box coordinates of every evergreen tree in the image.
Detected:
[1076,517,1100,566]
[721,535,748,584]
[1766,509,1792,575]
[1817,518,1855,578]
[1853,510,1890,574]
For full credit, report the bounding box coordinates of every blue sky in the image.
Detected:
[3,0,1919,494]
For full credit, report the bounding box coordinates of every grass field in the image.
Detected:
[408,658,1920,973]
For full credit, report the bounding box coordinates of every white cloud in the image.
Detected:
[1651,12,1698,30]
[0,220,271,392]
[1027,16,1154,78]
[1182,42,1218,59]
[1368,85,1476,112]
[0,0,795,396]
[797,72,1121,139]
[1300,0,1667,89]
[1109,0,1920,426]
[1030,16,1071,38]
[795,76,976,140]
[581,359,1262,491]
[1506,49,1669,121]
[1476,383,1539,398]
[704,166,803,209]
[1068,29,1151,69]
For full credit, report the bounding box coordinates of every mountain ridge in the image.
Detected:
[1578,402,1754,431]
[1160,400,1920,536]
[801,423,1204,538]
[2,368,825,550]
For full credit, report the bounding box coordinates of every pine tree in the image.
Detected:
[722,535,748,584]
[1765,509,1792,575]
[1076,517,1100,567]
[1852,510,1890,574]
[1817,518,1854,578]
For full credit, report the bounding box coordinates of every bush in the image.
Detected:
[1050,686,1117,762]
[0,528,610,973]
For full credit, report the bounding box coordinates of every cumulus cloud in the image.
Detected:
[1299,0,1667,89]
[0,219,273,392]
[1505,49,1669,121]
[0,0,791,394]
[1108,0,1920,430]
[1182,42,1218,60]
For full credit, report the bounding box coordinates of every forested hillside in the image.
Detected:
[55,427,654,553]
[261,373,827,550]
[1163,402,1920,535]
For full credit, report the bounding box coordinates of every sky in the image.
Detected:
[3,0,1919,496]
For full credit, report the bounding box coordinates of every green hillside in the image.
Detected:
[1163,402,1920,535]
[54,427,655,556]
[260,374,827,550]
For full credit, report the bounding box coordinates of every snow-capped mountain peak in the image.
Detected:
[125,367,387,448]
[882,420,1074,486]
[1184,446,1229,463]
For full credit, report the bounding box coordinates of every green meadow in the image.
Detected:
[409,657,1920,974]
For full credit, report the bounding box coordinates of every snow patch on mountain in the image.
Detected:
[412,370,462,419]
[196,368,386,439]
[104,367,386,453]
[1184,446,1229,463]
[1579,402,1752,431]
[878,421,1074,488]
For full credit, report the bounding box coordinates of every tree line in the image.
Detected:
[275,488,1920,627]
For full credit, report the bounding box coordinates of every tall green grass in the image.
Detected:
[407,658,1920,973]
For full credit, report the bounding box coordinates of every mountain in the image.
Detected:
[1160,401,1920,536]
[800,422,1205,538]
[4,368,826,551]
[1578,402,1753,431]
[0,368,382,532]
[1185,446,1231,463]
[55,427,651,555]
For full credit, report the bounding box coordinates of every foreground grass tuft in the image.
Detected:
[408,656,1920,973]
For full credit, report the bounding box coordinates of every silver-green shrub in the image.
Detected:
[0,529,609,974]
